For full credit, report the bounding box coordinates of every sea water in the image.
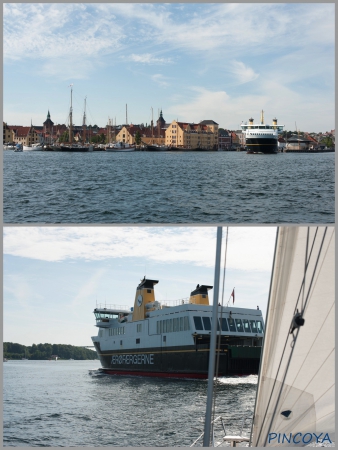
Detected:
[3,151,334,223]
[3,360,257,447]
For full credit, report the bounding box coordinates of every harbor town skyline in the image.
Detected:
[4,3,334,133]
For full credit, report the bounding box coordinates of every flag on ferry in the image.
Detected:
[231,288,235,304]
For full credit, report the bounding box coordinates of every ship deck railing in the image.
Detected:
[95,303,130,312]
[158,297,190,307]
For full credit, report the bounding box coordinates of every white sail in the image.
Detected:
[251,226,335,447]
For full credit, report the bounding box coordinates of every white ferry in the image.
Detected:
[91,278,264,379]
[241,111,284,154]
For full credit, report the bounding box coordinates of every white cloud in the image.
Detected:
[3,227,276,272]
[229,61,259,85]
[151,74,170,87]
[128,54,172,65]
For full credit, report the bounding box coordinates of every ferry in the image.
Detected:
[91,278,264,379]
[241,111,284,154]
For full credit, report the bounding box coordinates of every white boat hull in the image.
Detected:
[23,145,44,151]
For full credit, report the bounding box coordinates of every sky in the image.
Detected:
[3,3,334,133]
[3,226,277,347]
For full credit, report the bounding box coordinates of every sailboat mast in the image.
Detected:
[69,84,73,144]
[203,226,223,446]
[82,96,87,143]
[151,107,154,143]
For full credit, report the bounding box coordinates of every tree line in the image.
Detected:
[3,342,97,360]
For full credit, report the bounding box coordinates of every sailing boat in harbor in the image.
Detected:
[59,85,93,152]
[197,226,334,447]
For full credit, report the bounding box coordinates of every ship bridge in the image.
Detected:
[94,304,130,327]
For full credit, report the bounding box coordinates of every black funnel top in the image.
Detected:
[137,277,159,290]
[190,284,213,296]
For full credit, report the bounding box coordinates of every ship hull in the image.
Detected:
[59,145,93,152]
[246,137,278,154]
[93,341,261,379]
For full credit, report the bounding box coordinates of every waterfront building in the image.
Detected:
[8,124,40,146]
[165,119,218,149]
[285,135,312,152]
[218,129,232,150]
[3,122,14,144]
[229,131,240,149]
[116,112,167,146]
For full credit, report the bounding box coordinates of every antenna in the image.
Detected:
[126,104,128,125]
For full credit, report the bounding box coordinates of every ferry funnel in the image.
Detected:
[189,284,213,305]
[132,277,159,321]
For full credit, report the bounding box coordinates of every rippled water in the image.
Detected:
[3,151,334,223]
[3,360,257,447]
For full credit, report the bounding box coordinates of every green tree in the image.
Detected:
[60,131,69,142]
[134,131,141,145]
[321,136,334,148]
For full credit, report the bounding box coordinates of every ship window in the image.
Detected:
[163,335,166,342]
[243,319,252,333]
[147,289,151,293]
[193,316,203,330]
[120,340,122,345]
[180,317,184,331]
[136,338,140,344]
[157,321,161,334]
[137,324,142,333]
[173,317,179,332]
[202,317,211,330]
[220,318,228,331]
[256,320,264,333]
[227,318,236,332]
[235,319,244,332]
[250,320,258,333]
[184,316,190,331]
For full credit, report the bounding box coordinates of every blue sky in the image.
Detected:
[3,226,276,346]
[3,3,334,132]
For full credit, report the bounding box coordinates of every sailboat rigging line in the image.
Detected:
[249,227,279,446]
[301,228,310,311]
[291,226,319,319]
[298,227,328,316]
[212,227,229,430]
[203,227,223,447]
[253,227,325,445]
[261,227,329,446]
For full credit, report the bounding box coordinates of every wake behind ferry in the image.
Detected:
[91,278,264,379]
[241,111,284,154]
